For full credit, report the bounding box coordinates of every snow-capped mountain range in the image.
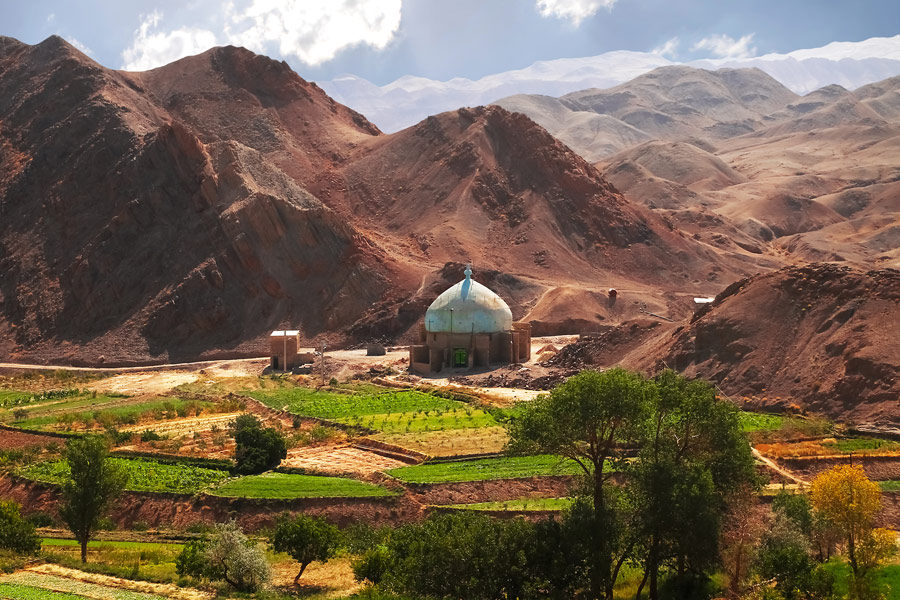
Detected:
[320,35,900,133]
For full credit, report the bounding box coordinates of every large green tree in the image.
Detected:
[506,368,651,599]
[59,436,128,562]
[631,370,757,600]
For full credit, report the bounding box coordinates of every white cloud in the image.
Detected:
[121,11,218,71]
[225,0,402,66]
[46,13,55,24]
[652,36,679,59]
[66,37,94,56]
[535,0,617,25]
[691,33,757,59]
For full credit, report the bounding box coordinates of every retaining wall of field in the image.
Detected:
[404,475,578,506]
[0,475,425,531]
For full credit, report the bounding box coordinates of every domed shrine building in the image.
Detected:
[409,266,531,373]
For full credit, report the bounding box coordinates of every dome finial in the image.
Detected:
[464,264,472,280]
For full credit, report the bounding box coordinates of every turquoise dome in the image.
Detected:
[425,267,513,334]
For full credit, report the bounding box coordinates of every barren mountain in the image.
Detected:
[0,37,763,365]
[654,264,900,425]
[496,66,900,271]
[552,264,900,424]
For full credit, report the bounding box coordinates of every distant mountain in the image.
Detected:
[494,66,797,161]
[321,35,900,133]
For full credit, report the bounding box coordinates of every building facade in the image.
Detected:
[409,266,531,373]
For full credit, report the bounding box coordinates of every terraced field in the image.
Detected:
[446,497,575,511]
[19,458,229,494]
[250,385,519,456]
[388,455,583,484]
[208,472,395,499]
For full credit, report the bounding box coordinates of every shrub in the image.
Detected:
[353,545,390,585]
[206,521,270,592]
[140,430,164,442]
[25,512,55,528]
[0,501,40,554]
[230,414,287,475]
[11,409,27,421]
[175,539,210,579]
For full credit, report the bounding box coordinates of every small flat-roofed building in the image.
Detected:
[409,266,531,373]
[270,330,303,371]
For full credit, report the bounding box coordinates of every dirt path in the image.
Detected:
[753,447,808,486]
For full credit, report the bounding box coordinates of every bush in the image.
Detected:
[206,521,270,592]
[11,409,27,421]
[175,539,209,579]
[140,430,164,442]
[353,545,390,585]
[25,512,55,528]
[0,501,40,554]
[178,521,270,591]
[230,414,287,475]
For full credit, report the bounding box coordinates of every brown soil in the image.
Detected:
[0,426,64,449]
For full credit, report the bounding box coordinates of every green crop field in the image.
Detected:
[19,458,229,494]
[0,573,166,600]
[249,387,459,418]
[447,497,575,511]
[823,437,900,454]
[10,396,219,431]
[388,454,584,484]
[739,411,784,432]
[249,386,505,434]
[0,583,89,600]
[209,472,395,499]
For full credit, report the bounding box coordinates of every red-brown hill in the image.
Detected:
[638,264,900,424]
[0,37,766,364]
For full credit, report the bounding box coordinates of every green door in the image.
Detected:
[453,348,468,367]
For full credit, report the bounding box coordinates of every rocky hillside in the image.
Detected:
[659,264,900,424]
[0,37,764,365]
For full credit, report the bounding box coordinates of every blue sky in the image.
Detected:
[4,0,899,84]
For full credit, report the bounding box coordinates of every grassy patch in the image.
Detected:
[209,472,395,499]
[823,437,900,454]
[880,480,900,492]
[42,539,184,551]
[739,411,784,432]
[447,497,574,511]
[0,582,91,600]
[0,573,166,600]
[388,454,583,484]
[19,458,229,494]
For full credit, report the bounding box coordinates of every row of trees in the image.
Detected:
[506,368,758,599]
